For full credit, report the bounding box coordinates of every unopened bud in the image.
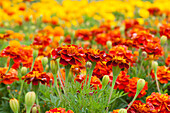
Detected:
[25,91,36,108]
[152,61,158,72]
[7,85,10,90]
[21,67,27,75]
[50,60,58,74]
[106,41,112,49]
[86,61,92,69]
[102,75,109,88]
[42,57,48,67]
[9,98,19,113]
[45,65,49,71]
[119,108,127,113]
[32,106,37,113]
[160,35,167,46]
[33,49,38,59]
[142,51,147,59]
[118,108,127,113]
[137,79,145,92]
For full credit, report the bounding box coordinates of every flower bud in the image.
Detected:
[33,49,38,59]
[137,79,145,92]
[106,41,112,49]
[86,61,92,69]
[152,61,158,72]
[25,91,36,108]
[41,57,48,67]
[50,60,58,74]
[45,65,49,71]
[9,98,19,113]
[32,106,37,113]
[21,67,27,75]
[7,85,10,90]
[141,51,147,59]
[102,75,109,88]
[160,35,167,46]
[118,108,127,113]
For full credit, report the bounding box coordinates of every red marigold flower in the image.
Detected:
[124,77,148,98]
[22,71,50,85]
[93,61,111,79]
[99,24,111,32]
[32,59,44,72]
[0,67,19,84]
[109,71,130,90]
[131,30,154,48]
[150,66,170,84]
[51,45,85,66]
[70,65,85,75]
[46,107,74,113]
[32,34,52,49]
[148,7,161,16]
[106,45,134,69]
[165,55,170,66]
[141,41,163,60]
[75,29,92,41]
[146,92,170,113]
[95,33,110,46]
[160,23,170,39]
[85,48,106,62]
[74,74,102,90]
[127,100,151,113]
[122,19,139,31]
[91,27,106,36]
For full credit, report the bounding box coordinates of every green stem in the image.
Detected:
[127,93,138,110]
[65,65,71,84]
[53,73,62,101]
[87,62,96,87]
[154,71,161,93]
[18,81,24,102]
[26,106,31,113]
[33,84,40,113]
[106,66,121,112]
[31,59,36,71]
[138,60,143,77]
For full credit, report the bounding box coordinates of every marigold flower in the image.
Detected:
[111,109,119,113]
[148,7,160,16]
[46,107,74,113]
[51,45,85,66]
[95,33,110,46]
[109,71,130,90]
[146,92,170,113]
[150,66,170,84]
[160,23,170,39]
[124,77,148,98]
[93,61,111,79]
[22,71,50,85]
[106,45,134,69]
[127,100,151,113]
[75,29,92,41]
[0,67,19,84]
[122,19,139,31]
[85,48,106,62]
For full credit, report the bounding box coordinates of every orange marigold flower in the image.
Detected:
[109,71,130,90]
[0,67,19,84]
[146,92,170,113]
[51,45,85,66]
[124,77,148,98]
[93,61,111,79]
[95,33,110,46]
[150,66,170,84]
[85,48,106,62]
[106,45,134,69]
[74,74,102,90]
[165,55,170,66]
[160,23,170,39]
[32,34,52,49]
[111,109,119,113]
[75,29,92,41]
[22,71,50,85]
[70,65,85,75]
[46,107,74,113]
[122,19,139,31]
[127,100,151,113]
